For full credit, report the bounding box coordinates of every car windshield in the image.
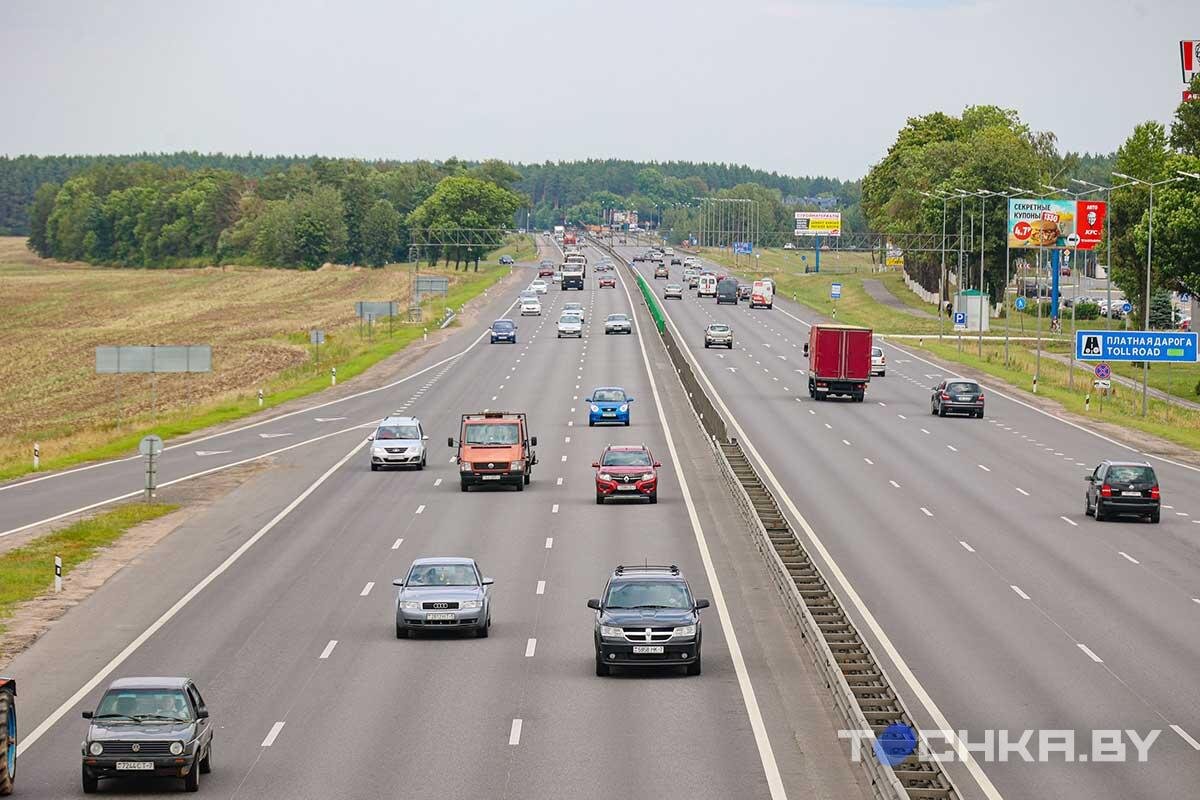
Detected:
[709,324,729,333]
[559,315,579,324]
[463,422,520,445]
[947,382,980,394]
[519,292,535,300]
[1106,465,1155,483]
[406,564,478,587]
[602,449,650,466]
[605,580,691,609]
[607,314,628,322]
[593,389,627,402]
[523,298,539,305]
[375,425,419,440]
[95,689,191,722]
[493,321,514,331]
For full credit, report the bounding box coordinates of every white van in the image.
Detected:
[697,274,718,298]
[751,279,774,309]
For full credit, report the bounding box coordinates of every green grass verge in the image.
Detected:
[0,503,177,633]
[0,242,525,482]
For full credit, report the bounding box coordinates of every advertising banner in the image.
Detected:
[795,211,842,237]
[1007,199,1106,250]
[1182,40,1200,82]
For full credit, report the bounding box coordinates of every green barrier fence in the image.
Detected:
[634,271,667,333]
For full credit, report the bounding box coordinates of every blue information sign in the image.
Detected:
[831,282,842,299]
[1014,296,1027,311]
[1075,330,1198,362]
[1121,302,1133,315]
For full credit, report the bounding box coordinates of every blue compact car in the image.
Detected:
[490,319,517,344]
[588,387,634,426]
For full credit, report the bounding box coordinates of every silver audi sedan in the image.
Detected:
[394,557,493,638]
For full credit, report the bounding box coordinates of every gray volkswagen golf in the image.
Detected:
[394,557,493,638]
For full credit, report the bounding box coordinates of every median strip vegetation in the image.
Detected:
[0,503,177,634]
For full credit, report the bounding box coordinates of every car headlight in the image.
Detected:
[641,472,656,481]
[170,741,185,756]
[399,599,422,610]
[590,405,600,413]
[672,624,697,638]
[460,462,472,472]
[372,447,387,455]
[89,742,104,756]
[619,404,628,412]
[460,599,482,610]
[600,625,624,639]
[509,460,524,470]
[598,473,612,482]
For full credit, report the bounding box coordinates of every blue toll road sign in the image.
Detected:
[1121,302,1133,315]
[1094,363,1111,379]
[1075,330,1198,362]
[1014,296,1027,311]
[830,282,842,299]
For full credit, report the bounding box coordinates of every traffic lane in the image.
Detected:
[0,261,542,537]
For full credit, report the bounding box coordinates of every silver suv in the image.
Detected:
[704,323,733,349]
[369,415,428,471]
[394,557,494,638]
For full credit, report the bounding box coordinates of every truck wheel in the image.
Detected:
[515,479,524,492]
[0,686,14,796]
[81,765,97,794]
[460,481,469,493]
[524,470,531,485]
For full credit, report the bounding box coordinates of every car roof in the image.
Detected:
[492,318,514,324]
[604,444,647,452]
[107,676,190,690]
[1102,460,1153,467]
[593,386,627,393]
[607,564,686,583]
[607,312,628,317]
[379,416,419,426]
[411,556,476,566]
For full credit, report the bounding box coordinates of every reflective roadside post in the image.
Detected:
[139,435,163,503]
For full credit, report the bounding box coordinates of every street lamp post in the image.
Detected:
[920,190,950,341]
[1043,182,1094,390]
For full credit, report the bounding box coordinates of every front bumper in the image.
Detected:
[461,471,523,487]
[491,334,516,343]
[596,639,699,665]
[82,756,196,780]
[558,328,583,337]
[595,477,655,497]
[589,410,629,425]
[604,325,632,334]
[371,450,423,466]
[397,608,483,629]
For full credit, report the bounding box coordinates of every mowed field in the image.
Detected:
[0,237,518,477]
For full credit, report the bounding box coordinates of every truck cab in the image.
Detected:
[451,412,537,491]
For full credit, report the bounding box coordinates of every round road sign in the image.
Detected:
[138,435,164,456]
[1121,302,1133,314]
[1094,363,1111,380]
[1014,296,1027,311]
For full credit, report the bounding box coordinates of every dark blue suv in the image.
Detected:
[490,319,517,344]
[587,565,709,676]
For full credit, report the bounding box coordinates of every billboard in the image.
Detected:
[1007,198,1106,250]
[795,211,842,237]
[1182,40,1200,83]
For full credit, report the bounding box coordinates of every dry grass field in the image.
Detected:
[0,237,522,477]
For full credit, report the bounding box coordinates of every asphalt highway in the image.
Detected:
[621,246,1200,800]
[5,241,868,799]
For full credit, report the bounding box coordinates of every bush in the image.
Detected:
[1074,301,1100,320]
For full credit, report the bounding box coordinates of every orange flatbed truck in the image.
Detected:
[450,412,538,491]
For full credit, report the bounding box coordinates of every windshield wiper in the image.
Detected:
[135,714,187,722]
[93,713,138,720]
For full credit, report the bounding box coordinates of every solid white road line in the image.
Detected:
[391,538,403,550]
[959,541,975,553]
[536,580,546,595]
[509,718,523,745]
[1118,551,1140,565]
[360,581,375,596]
[261,721,286,747]
[1010,585,1031,600]
[319,640,338,659]
[15,436,368,756]
[1171,724,1200,751]
[1077,643,1104,663]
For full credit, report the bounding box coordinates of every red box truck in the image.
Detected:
[804,324,872,402]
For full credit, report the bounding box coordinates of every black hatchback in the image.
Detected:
[1085,461,1160,523]
[931,379,985,418]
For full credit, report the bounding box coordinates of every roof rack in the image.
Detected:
[614,564,679,576]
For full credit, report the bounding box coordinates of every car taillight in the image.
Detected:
[1150,485,1160,500]
[941,392,950,400]
[977,392,984,402]
[1100,484,1112,497]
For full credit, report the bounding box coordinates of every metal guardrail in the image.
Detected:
[587,234,963,800]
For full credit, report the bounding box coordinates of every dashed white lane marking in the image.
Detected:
[959,541,975,552]
[920,507,934,517]
[319,640,338,659]
[434,478,442,486]
[977,464,991,471]
[1060,516,1078,526]
[808,409,816,415]
[360,581,375,596]
[561,455,567,462]
[545,537,553,549]
[568,420,574,427]
[525,638,537,657]
[571,407,576,413]
[889,480,900,488]
[564,436,571,443]
[1010,585,1031,600]
[898,414,907,420]
[824,423,833,430]
[877,402,886,407]
[556,477,563,486]
[1176,511,1189,517]
[1118,551,1140,565]
[391,537,403,550]
[449,456,457,463]
[536,580,546,595]
[552,504,559,514]
[864,458,874,465]
[1077,643,1104,663]
[920,428,930,435]
[415,504,425,515]
[509,718,523,745]
[261,721,286,747]
[1171,724,1200,751]
[1164,504,1174,509]
[1016,487,1030,496]
[842,439,852,447]
[946,445,958,452]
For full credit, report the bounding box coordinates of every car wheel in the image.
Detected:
[686,658,702,676]
[524,470,531,485]
[648,490,658,505]
[704,342,710,348]
[477,620,490,638]
[1149,511,1160,524]
[624,420,630,426]
[184,760,199,792]
[420,454,427,469]
[728,342,734,349]
[370,463,378,472]
[1094,501,1105,522]
[977,410,984,419]
[595,656,611,677]
[199,742,212,774]
[596,493,604,505]
[395,623,408,639]
[879,371,885,377]
[938,404,946,417]
[515,478,524,491]
[1085,495,1093,516]
[81,765,98,794]
[588,419,594,426]
[0,688,13,796]
[930,402,937,416]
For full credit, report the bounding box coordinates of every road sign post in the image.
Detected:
[830,282,841,318]
[139,435,163,503]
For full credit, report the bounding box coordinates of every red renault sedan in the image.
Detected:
[593,445,661,504]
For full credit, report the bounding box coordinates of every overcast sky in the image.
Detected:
[1,0,1193,180]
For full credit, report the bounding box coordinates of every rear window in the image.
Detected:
[1105,465,1156,484]
[718,279,738,291]
[872,347,883,357]
[947,382,980,394]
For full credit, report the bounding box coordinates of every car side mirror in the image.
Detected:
[1084,475,1094,482]
[530,436,538,447]
[802,344,810,357]
[653,461,662,468]
[422,435,429,441]
[626,397,634,403]
[367,434,374,441]
[81,710,93,719]
[196,708,209,719]
[587,598,602,610]
[482,578,494,586]
[695,599,711,610]
[392,579,404,586]
[447,437,455,448]
[591,461,600,468]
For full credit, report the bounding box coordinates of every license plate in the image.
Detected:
[616,484,638,491]
[426,612,455,621]
[957,396,972,401]
[602,412,616,417]
[482,475,501,480]
[1122,491,1143,497]
[115,762,155,771]
[632,645,664,654]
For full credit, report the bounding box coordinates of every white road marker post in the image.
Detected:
[331,367,337,386]
[258,389,264,408]
[33,442,40,471]
[54,555,62,592]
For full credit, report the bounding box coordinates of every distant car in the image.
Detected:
[1177,316,1191,331]
[563,302,585,322]
[557,313,583,338]
[529,279,548,294]
[520,297,542,316]
[716,278,739,304]
[369,415,428,470]
[587,564,709,676]
[599,276,616,288]
[654,265,669,279]
[394,557,493,638]
[80,676,214,793]
[604,313,632,335]
[594,262,612,272]
[539,259,555,269]
[538,267,555,278]
[686,273,700,288]
[931,379,984,418]
[499,255,514,265]
[1084,460,1160,523]
[870,346,886,376]
[783,242,796,250]
[663,283,683,299]
[670,256,682,265]
[587,386,634,426]
[704,322,733,349]
[592,445,658,503]
[737,284,753,301]
[490,318,517,344]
